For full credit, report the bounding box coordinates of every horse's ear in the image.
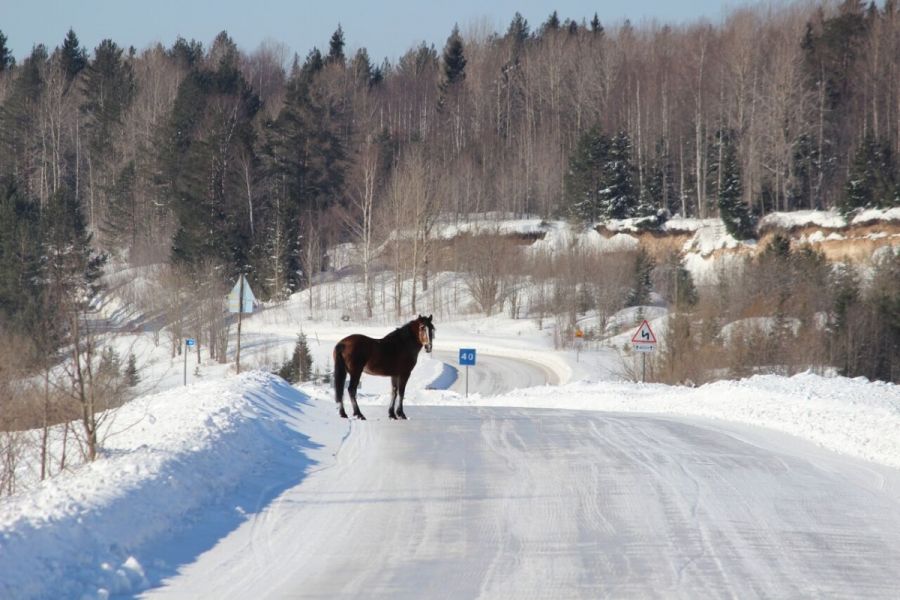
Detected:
[427,314,432,322]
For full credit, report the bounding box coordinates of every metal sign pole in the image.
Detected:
[642,353,646,383]
[236,274,244,374]
[459,348,476,398]
[184,340,188,386]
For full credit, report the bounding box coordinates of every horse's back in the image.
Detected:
[334,334,376,365]
[335,332,417,377]
[335,333,376,353]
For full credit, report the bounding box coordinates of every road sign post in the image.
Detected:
[184,338,196,385]
[630,320,657,383]
[459,348,476,397]
[228,274,256,374]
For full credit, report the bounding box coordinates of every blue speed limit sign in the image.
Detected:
[459,348,476,366]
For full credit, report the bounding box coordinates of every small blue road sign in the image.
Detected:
[459,348,476,366]
[186,338,196,347]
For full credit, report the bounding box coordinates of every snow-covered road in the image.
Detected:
[432,350,559,396]
[143,407,900,599]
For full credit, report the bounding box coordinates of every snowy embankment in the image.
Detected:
[0,372,345,600]
[2,365,900,598]
[425,372,900,470]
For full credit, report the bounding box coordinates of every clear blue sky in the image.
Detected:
[2,0,741,64]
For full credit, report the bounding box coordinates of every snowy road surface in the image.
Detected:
[143,407,900,599]
[432,350,559,396]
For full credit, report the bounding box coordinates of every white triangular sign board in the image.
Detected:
[631,320,657,344]
[227,275,256,314]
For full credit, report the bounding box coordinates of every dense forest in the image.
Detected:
[0,1,898,384]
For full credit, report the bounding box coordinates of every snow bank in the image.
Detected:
[760,210,846,230]
[682,220,744,256]
[603,216,711,234]
[852,207,900,225]
[759,207,900,230]
[0,373,343,600]
[424,372,900,470]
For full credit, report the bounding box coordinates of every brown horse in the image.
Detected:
[333,315,435,420]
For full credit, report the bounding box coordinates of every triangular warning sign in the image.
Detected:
[631,320,657,344]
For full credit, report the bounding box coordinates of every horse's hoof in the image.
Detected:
[339,411,348,419]
[355,413,367,421]
[388,413,397,420]
[397,412,408,420]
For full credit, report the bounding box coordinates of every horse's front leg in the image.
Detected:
[348,374,366,420]
[388,376,399,420]
[396,375,409,420]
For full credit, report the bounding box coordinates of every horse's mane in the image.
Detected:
[382,319,419,343]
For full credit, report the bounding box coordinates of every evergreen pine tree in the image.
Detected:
[441,25,466,89]
[302,47,324,79]
[801,2,868,206]
[564,125,609,224]
[0,45,47,178]
[327,25,346,66]
[81,39,135,161]
[351,48,374,87]
[590,14,604,36]
[278,333,314,383]
[100,161,137,251]
[542,11,561,35]
[643,140,678,216]
[0,177,43,330]
[295,333,313,381]
[790,133,817,210]
[506,13,530,45]
[260,71,344,291]
[42,186,107,347]
[60,28,87,83]
[716,131,756,239]
[602,131,637,220]
[840,134,898,216]
[169,37,204,68]
[125,352,139,387]
[164,36,261,271]
[0,30,13,72]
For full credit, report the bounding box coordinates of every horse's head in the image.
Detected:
[416,314,434,353]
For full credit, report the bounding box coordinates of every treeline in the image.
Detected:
[0,2,899,357]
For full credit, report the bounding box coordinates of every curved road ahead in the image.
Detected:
[431,350,559,396]
[146,407,900,599]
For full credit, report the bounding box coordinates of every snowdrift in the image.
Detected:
[0,373,343,600]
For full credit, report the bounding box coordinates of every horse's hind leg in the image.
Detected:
[348,372,366,420]
[388,376,399,420]
[396,374,409,420]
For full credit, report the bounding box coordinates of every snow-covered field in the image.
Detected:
[2,212,900,598]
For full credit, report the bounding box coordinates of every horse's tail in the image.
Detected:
[333,343,347,404]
